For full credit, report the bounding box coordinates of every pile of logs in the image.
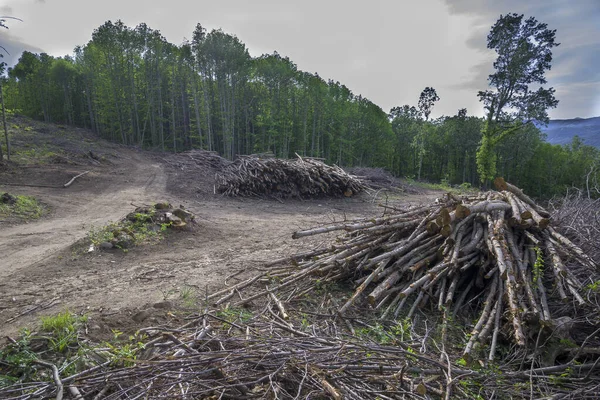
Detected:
[216,155,368,198]
[345,166,422,193]
[163,149,232,171]
[227,178,597,359]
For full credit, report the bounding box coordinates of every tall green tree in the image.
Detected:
[389,105,421,177]
[415,87,439,180]
[476,13,559,183]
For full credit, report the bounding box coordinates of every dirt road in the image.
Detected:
[0,147,437,341]
[0,151,166,275]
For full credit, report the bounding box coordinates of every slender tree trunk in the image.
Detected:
[192,79,203,148]
[218,80,228,158]
[463,150,468,183]
[171,67,177,152]
[311,104,317,157]
[158,73,165,151]
[202,71,213,151]
[131,69,141,146]
[107,55,126,144]
[230,80,236,157]
[181,80,189,149]
[0,80,10,161]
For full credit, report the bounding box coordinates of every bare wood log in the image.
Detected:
[529,207,550,229]
[391,236,443,271]
[33,360,64,400]
[363,231,429,269]
[437,277,447,311]
[467,200,512,215]
[486,212,526,346]
[545,238,568,301]
[505,229,542,317]
[488,279,504,361]
[367,270,401,305]
[292,217,415,239]
[478,298,500,344]
[269,290,289,320]
[444,274,460,307]
[408,252,438,273]
[494,177,550,217]
[461,222,484,255]
[407,290,425,318]
[505,191,522,220]
[548,227,597,269]
[407,208,441,241]
[63,170,90,188]
[412,265,449,294]
[339,263,386,314]
[464,275,498,356]
[524,230,541,245]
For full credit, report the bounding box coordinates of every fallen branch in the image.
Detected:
[63,170,90,188]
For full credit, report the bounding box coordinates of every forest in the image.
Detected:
[1,19,598,198]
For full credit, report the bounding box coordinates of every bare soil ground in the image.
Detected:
[0,119,439,343]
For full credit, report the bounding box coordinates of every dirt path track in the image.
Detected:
[0,148,437,341]
[0,151,166,276]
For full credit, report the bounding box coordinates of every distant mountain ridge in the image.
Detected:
[538,116,600,148]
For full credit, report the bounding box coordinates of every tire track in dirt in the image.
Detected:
[0,148,441,340]
[0,151,167,276]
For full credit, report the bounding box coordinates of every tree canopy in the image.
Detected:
[476,13,560,183]
[1,18,597,199]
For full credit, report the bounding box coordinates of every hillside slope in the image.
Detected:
[539,116,600,148]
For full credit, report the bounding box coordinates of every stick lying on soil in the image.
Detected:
[216,154,368,198]
[63,170,89,188]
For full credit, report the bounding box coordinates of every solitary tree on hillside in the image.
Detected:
[476,13,559,183]
[415,87,439,180]
[418,87,439,122]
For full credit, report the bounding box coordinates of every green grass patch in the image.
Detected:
[0,194,46,221]
[86,206,171,251]
[406,178,478,195]
[40,311,88,353]
[216,306,254,325]
[12,145,65,165]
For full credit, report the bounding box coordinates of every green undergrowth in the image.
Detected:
[2,286,579,398]
[1,116,111,166]
[86,205,171,251]
[12,145,68,165]
[407,178,478,195]
[0,193,46,221]
[0,310,149,388]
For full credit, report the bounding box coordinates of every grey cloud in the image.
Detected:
[0,6,14,14]
[551,81,600,119]
[0,33,45,66]
[446,58,494,91]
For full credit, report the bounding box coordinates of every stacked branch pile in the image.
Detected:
[216,155,368,198]
[6,311,598,400]
[163,149,232,170]
[230,178,598,359]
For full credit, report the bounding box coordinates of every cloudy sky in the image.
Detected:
[0,0,598,119]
